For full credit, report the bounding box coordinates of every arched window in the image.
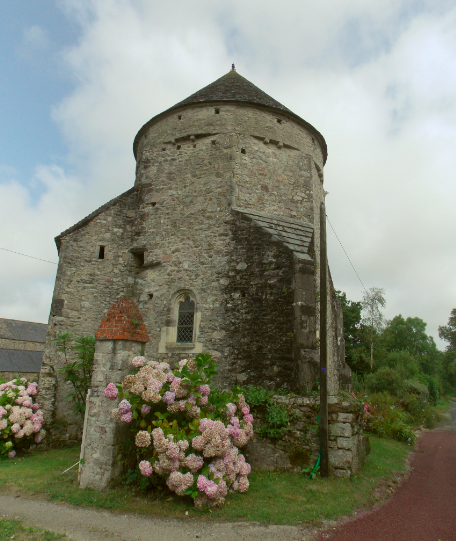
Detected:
[176,295,195,343]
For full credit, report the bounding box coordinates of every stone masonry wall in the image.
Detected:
[40,101,350,440]
[244,395,369,478]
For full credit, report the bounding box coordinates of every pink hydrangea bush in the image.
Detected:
[0,378,46,458]
[104,354,254,507]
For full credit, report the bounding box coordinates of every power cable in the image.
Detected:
[325,215,367,293]
[0,247,58,265]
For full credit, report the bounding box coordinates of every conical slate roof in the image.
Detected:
[171,70,293,114]
[133,69,327,163]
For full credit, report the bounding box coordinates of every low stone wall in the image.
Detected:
[244,395,369,478]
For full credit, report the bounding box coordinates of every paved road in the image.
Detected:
[317,401,456,541]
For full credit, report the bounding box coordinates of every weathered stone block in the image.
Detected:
[329,422,352,438]
[329,449,352,469]
[337,437,354,450]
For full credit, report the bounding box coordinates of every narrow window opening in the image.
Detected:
[177,145,181,150]
[178,115,182,120]
[241,148,246,154]
[215,108,220,114]
[240,291,246,298]
[148,293,154,299]
[98,246,105,259]
[177,295,195,343]
[132,251,145,267]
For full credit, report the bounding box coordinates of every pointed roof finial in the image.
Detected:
[232,63,236,71]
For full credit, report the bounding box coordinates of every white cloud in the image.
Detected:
[2,0,456,346]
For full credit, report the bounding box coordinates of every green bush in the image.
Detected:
[403,379,429,401]
[367,392,415,445]
[365,367,403,396]
[55,334,95,419]
[242,385,291,439]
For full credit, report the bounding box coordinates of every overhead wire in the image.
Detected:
[325,215,367,294]
[0,247,58,265]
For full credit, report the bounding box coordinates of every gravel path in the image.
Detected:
[316,400,456,541]
[0,495,317,541]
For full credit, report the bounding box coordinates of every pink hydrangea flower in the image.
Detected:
[243,414,254,423]
[131,356,146,368]
[141,404,151,414]
[162,391,176,405]
[199,385,210,397]
[32,403,40,411]
[226,403,237,417]
[103,383,119,400]
[120,412,133,423]
[8,451,16,458]
[118,399,131,414]
[198,396,208,406]
[139,460,153,476]
[241,406,250,415]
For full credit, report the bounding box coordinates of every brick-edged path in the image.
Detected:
[318,423,456,540]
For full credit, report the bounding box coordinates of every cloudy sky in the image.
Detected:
[1,0,455,347]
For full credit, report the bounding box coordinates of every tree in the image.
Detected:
[382,315,440,375]
[438,309,456,392]
[335,291,371,376]
[361,287,386,367]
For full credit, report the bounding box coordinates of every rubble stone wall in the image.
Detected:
[244,395,369,478]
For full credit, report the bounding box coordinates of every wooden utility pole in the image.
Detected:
[319,202,329,477]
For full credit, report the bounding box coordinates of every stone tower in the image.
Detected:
[39,68,351,439]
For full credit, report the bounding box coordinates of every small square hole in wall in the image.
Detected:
[277,118,282,124]
[98,246,105,259]
[241,148,246,154]
[148,293,154,299]
[162,147,166,151]
[151,202,157,207]
[240,290,246,298]
[132,251,145,267]
[177,145,181,150]
[178,115,182,120]
[193,144,196,148]
[215,108,220,114]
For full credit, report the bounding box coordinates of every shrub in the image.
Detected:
[104,354,253,508]
[55,334,95,419]
[365,367,403,396]
[242,385,292,439]
[366,392,415,445]
[0,378,46,458]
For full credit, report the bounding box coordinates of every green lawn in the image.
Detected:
[0,519,65,541]
[0,436,410,525]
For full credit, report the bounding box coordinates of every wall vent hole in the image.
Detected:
[98,246,105,259]
[148,293,154,299]
[133,251,145,267]
[215,108,220,114]
[241,148,246,154]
